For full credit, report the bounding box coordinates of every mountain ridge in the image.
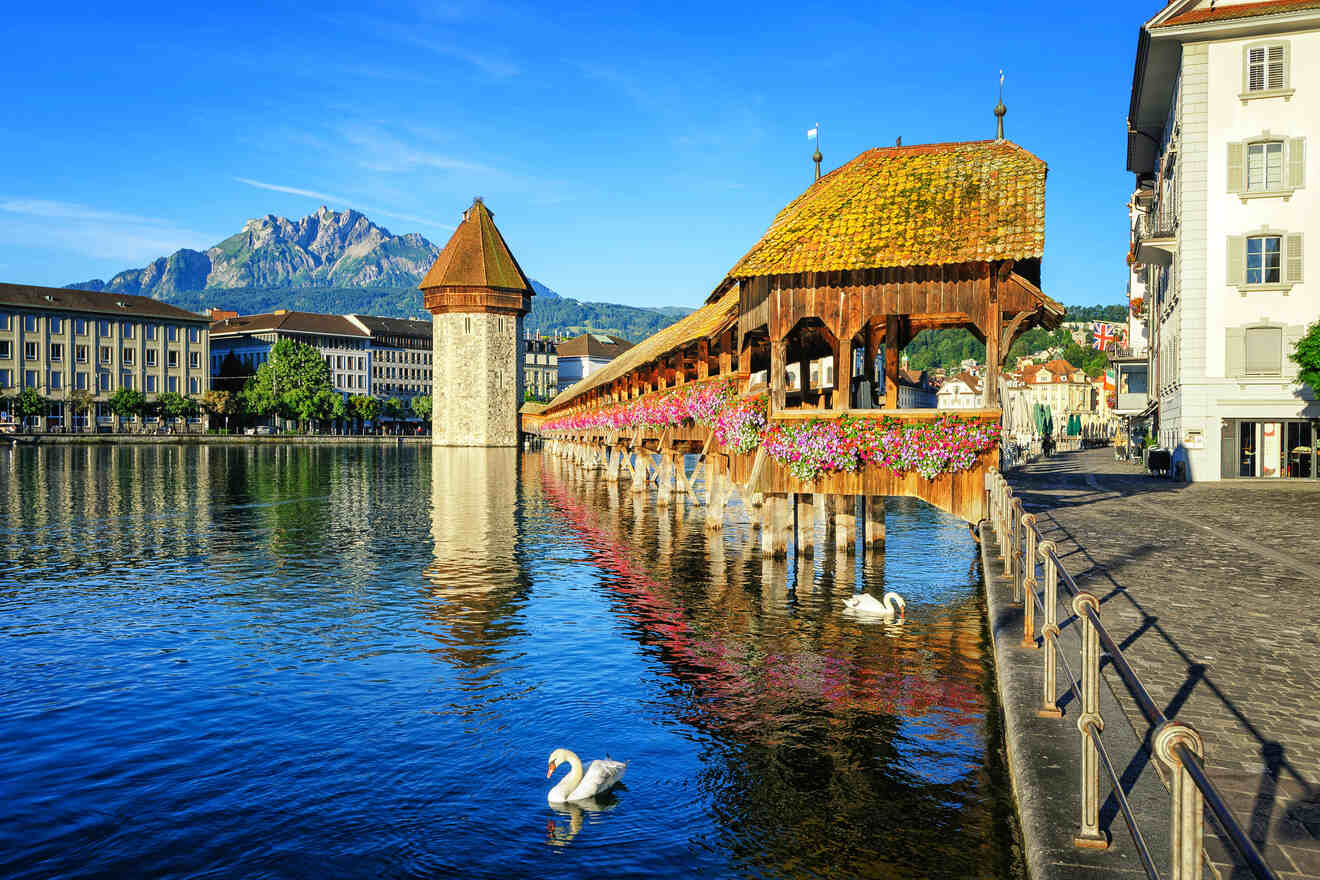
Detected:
[66,208,690,341]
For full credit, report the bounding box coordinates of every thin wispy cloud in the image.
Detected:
[334,16,519,78]
[0,198,213,265]
[337,125,500,177]
[233,177,454,230]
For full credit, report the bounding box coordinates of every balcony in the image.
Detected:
[1135,203,1177,266]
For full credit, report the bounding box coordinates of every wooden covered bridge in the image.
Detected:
[524,136,1062,554]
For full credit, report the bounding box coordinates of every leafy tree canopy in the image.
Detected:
[107,387,146,418]
[14,387,47,418]
[410,395,432,422]
[350,395,381,423]
[156,391,194,420]
[1291,320,1320,393]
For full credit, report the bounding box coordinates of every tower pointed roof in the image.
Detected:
[420,198,534,294]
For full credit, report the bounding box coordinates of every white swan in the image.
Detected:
[843,591,906,620]
[546,748,626,803]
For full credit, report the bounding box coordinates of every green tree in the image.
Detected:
[410,394,432,422]
[157,391,193,423]
[14,388,47,426]
[1290,320,1320,392]
[350,394,381,430]
[107,387,146,427]
[242,338,332,426]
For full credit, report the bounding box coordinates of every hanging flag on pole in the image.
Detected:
[807,126,818,139]
[1091,321,1126,351]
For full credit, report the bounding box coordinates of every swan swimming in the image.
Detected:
[842,591,906,620]
[546,748,626,803]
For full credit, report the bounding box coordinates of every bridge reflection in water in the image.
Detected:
[522,450,1022,877]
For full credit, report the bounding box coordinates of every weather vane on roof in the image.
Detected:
[995,71,1007,141]
[808,123,822,181]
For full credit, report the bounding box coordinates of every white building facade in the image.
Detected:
[1128,0,1319,479]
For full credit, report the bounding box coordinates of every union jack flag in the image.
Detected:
[1091,321,1125,351]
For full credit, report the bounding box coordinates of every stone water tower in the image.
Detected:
[420,199,534,447]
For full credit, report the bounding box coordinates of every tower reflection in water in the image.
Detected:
[423,447,529,670]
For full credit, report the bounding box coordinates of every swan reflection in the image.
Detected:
[544,791,621,847]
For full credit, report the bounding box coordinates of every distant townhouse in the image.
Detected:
[1127,0,1320,479]
[345,314,433,401]
[937,371,983,409]
[1016,359,1094,424]
[209,310,371,395]
[0,282,210,429]
[209,310,435,406]
[555,333,633,392]
[522,335,558,401]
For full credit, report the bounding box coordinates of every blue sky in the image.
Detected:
[1,0,1154,309]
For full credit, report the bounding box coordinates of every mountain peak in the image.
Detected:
[70,207,437,297]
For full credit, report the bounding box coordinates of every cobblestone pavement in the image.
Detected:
[1008,449,1320,880]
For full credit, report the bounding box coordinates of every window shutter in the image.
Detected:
[1268,44,1286,90]
[1285,325,1305,379]
[1227,142,1244,193]
[1288,137,1306,188]
[1227,235,1245,285]
[1226,327,1245,377]
[1286,233,1304,282]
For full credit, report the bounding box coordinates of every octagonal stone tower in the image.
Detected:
[420,199,534,447]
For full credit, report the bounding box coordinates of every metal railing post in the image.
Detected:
[1154,722,1206,880]
[1011,500,1026,602]
[1037,540,1062,717]
[1073,592,1109,849]
[1003,488,1016,579]
[1020,513,1037,648]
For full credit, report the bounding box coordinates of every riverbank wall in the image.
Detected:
[979,521,1174,880]
[7,434,432,447]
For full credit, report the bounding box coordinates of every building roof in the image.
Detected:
[720,139,1046,284]
[544,287,740,413]
[346,313,432,340]
[0,281,210,323]
[1153,0,1320,28]
[209,310,369,338]
[419,198,534,293]
[943,371,982,394]
[555,332,634,360]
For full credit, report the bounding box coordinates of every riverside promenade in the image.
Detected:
[991,448,1319,880]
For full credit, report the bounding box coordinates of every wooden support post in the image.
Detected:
[761,494,789,557]
[696,339,710,380]
[605,446,622,482]
[984,263,1003,409]
[834,495,856,555]
[770,337,787,412]
[656,454,675,508]
[719,329,734,376]
[705,457,726,532]
[796,493,815,557]
[864,495,886,551]
[630,451,648,494]
[884,314,900,409]
[833,332,852,411]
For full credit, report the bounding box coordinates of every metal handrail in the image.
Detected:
[984,468,1280,880]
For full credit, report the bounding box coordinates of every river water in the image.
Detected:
[0,444,1021,879]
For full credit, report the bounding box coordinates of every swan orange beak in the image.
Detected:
[546,762,555,779]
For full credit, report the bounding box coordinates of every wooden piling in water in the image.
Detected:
[795,493,815,558]
[834,495,857,555]
[864,495,886,551]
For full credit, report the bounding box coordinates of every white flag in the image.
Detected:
[807,127,818,139]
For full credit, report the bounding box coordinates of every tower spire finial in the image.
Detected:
[808,123,822,181]
[994,71,1007,141]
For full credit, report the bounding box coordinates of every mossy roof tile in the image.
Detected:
[724,140,1046,282]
